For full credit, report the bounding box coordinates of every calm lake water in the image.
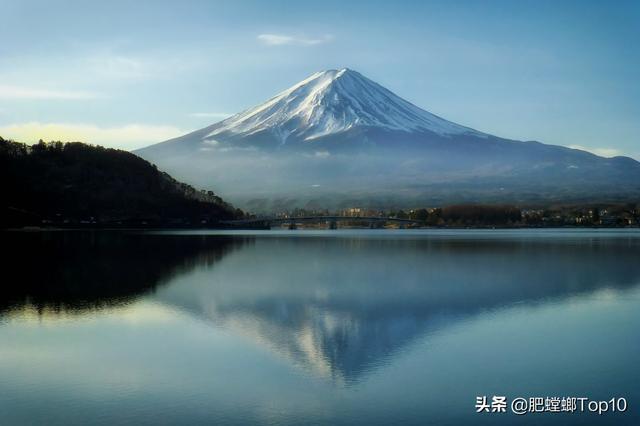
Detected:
[1,229,639,425]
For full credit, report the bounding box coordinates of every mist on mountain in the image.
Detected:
[136,69,640,212]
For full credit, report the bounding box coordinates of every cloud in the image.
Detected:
[257,33,333,46]
[0,85,101,100]
[189,112,233,119]
[568,144,622,158]
[0,122,185,151]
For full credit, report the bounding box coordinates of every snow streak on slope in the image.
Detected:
[203,68,484,143]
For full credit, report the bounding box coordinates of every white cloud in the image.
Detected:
[0,122,185,151]
[568,144,622,158]
[257,33,333,46]
[189,112,232,119]
[0,85,102,100]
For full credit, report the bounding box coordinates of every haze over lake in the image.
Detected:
[1,229,639,425]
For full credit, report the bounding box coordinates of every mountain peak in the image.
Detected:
[200,68,483,144]
[316,67,353,76]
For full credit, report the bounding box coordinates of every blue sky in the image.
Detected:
[0,0,638,158]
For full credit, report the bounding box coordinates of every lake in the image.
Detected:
[1,229,639,425]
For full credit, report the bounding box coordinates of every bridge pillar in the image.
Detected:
[328,220,337,230]
[288,222,297,230]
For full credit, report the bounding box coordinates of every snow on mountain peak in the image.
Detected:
[204,68,483,143]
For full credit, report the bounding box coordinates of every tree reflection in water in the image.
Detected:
[1,231,247,315]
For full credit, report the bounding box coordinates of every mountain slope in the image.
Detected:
[136,69,640,211]
[1,137,241,227]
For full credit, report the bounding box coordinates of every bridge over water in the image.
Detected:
[221,216,422,229]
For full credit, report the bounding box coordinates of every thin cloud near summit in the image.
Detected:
[257,33,334,46]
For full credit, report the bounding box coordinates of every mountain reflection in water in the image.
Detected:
[150,234,640,383]
[4,230,639,387]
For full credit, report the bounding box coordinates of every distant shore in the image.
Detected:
[4,224,639,232]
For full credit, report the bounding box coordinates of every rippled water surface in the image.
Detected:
[1,229,639,425]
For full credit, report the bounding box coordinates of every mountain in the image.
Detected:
[183,68,484,143]
[136,68,640,212]
[0,137,241,227]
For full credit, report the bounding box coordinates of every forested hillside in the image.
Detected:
[0,137,243,227]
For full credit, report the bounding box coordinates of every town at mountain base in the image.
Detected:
[136,69,640,212]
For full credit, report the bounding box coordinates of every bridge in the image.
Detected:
[221,216,422,229]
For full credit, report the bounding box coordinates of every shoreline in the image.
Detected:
[4,225,640,232]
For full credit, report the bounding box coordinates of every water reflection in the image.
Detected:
[1,231,245,315]
[3,231,640,385]
[151,235,640,383]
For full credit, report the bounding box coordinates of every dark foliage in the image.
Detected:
[404,205,521,226]
[0,137,242,227]
[441,204,522,226]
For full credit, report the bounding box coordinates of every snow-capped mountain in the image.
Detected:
[136,69,640,211]
[202,68,483,142]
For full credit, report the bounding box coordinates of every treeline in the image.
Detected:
[1,137,243,227]
[392,205,522,226]
[282,203,638,227]
[394,204,638,227]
